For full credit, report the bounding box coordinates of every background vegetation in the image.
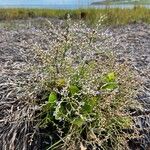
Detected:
[0,6,150,25]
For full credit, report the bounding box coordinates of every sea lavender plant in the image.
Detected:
[19,16,140,150]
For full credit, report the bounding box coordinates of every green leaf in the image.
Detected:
[72,117,85,127]
[69,85,80,95]
[83,103,93,113]
[104,72,116,82]
[101,82,118,91]
[83,97,97,113]
[48,91,57,104]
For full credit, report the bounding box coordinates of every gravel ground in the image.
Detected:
[0,18,150,150]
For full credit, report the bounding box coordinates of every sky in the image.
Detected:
[0,0,96,5]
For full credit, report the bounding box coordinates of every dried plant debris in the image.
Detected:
[0,18,150,150]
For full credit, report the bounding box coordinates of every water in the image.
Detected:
[91,4,150,9]
[0,4,150,9]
